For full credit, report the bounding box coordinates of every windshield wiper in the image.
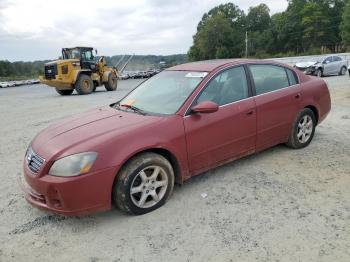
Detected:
[118,104,147,115]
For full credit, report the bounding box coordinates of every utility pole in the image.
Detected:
[245,31,248,58]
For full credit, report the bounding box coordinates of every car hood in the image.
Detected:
[295,61,319,68]
[31,106,165,159]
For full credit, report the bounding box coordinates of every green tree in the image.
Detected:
[340,0,350,45]
[246,4,271,32]
[301,1,331,49]
[188,3,245,61]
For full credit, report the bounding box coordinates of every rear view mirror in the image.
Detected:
[191,101,219,114]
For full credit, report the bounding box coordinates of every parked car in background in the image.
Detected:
[295,55,348,77]
[21,59,331,216]
[118,74,130,80]
[0,82,9,88]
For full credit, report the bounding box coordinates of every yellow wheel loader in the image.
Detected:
[40,47,132,95]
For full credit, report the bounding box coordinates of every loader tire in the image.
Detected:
[104,73,117,91]
[55,88,73,96]
[75,74,94,95]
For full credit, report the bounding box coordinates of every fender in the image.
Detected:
[73,69,92,82]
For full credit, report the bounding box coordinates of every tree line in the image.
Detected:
[0,55,187,79]
[188,0,350,61]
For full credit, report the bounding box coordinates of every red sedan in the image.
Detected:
[22,59,331,216]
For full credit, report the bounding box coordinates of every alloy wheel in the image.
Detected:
[297,115,313,143]
[130,165,168,208]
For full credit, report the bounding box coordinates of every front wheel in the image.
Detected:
[113,152,174,215]
[75,74,94,95]
[55,88,73,96]
[316,69,323,77]
[286,108,316,149]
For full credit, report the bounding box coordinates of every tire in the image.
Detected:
[75,74,94,95]
[286,108,316,149]
[316,69,323,77]
[55,88,73,96]
[113,152,174,215]
[339,66,347,76]
[104,73,117,91]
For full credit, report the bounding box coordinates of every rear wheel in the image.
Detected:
[75,74,94,95]
[104,73,117,91]
[55,88,73,96]
[339,66,347,76]
[286,108,316,149]
[113,152,174,215]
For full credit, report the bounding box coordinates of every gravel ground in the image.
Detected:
[0,76,349,262]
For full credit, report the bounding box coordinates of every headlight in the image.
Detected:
[49,152,97,177]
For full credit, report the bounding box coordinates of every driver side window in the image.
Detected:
[196,66,249,106]
[323,57,332,64]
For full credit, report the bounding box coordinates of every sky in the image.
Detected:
[0,0,288,61]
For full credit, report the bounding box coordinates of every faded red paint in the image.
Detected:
[22,59,331,216]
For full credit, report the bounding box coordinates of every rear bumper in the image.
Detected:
[39,76,72,90]
[21,162,120,216]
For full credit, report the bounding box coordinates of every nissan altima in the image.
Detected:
[22,59,331,216]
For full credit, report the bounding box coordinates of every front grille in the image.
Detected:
[26,147,45,174]
[44,64,57,80]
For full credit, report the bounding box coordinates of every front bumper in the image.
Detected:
[21,162,119,216]
[295,67,315,75]
[39,76,73,90]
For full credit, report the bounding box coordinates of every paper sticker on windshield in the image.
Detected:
[185,72,208,78]
[125,99,135,106]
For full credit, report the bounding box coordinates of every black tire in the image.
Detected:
[339,66,347,76]
[104,73,117,91]
[286,108,316,149]
[55,88,73,96]
[75,74,94,95]
[113,152,174,215]
[316,69,323,77]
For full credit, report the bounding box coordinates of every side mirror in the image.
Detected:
[191,101,219,114]
[95,49,98,55]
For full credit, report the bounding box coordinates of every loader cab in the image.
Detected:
[62,47,97,71]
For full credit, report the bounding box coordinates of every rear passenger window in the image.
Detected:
[333,56,342,62]
[286,69,298,86]
[249,65,290,95]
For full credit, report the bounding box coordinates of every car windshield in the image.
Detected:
[118,71,207,115]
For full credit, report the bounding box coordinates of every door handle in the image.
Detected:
[295,93,301,99]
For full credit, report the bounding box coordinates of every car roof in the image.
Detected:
[167,59,278,72]
[63,47,93,50]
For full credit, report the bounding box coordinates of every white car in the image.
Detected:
[0,82,9,88]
